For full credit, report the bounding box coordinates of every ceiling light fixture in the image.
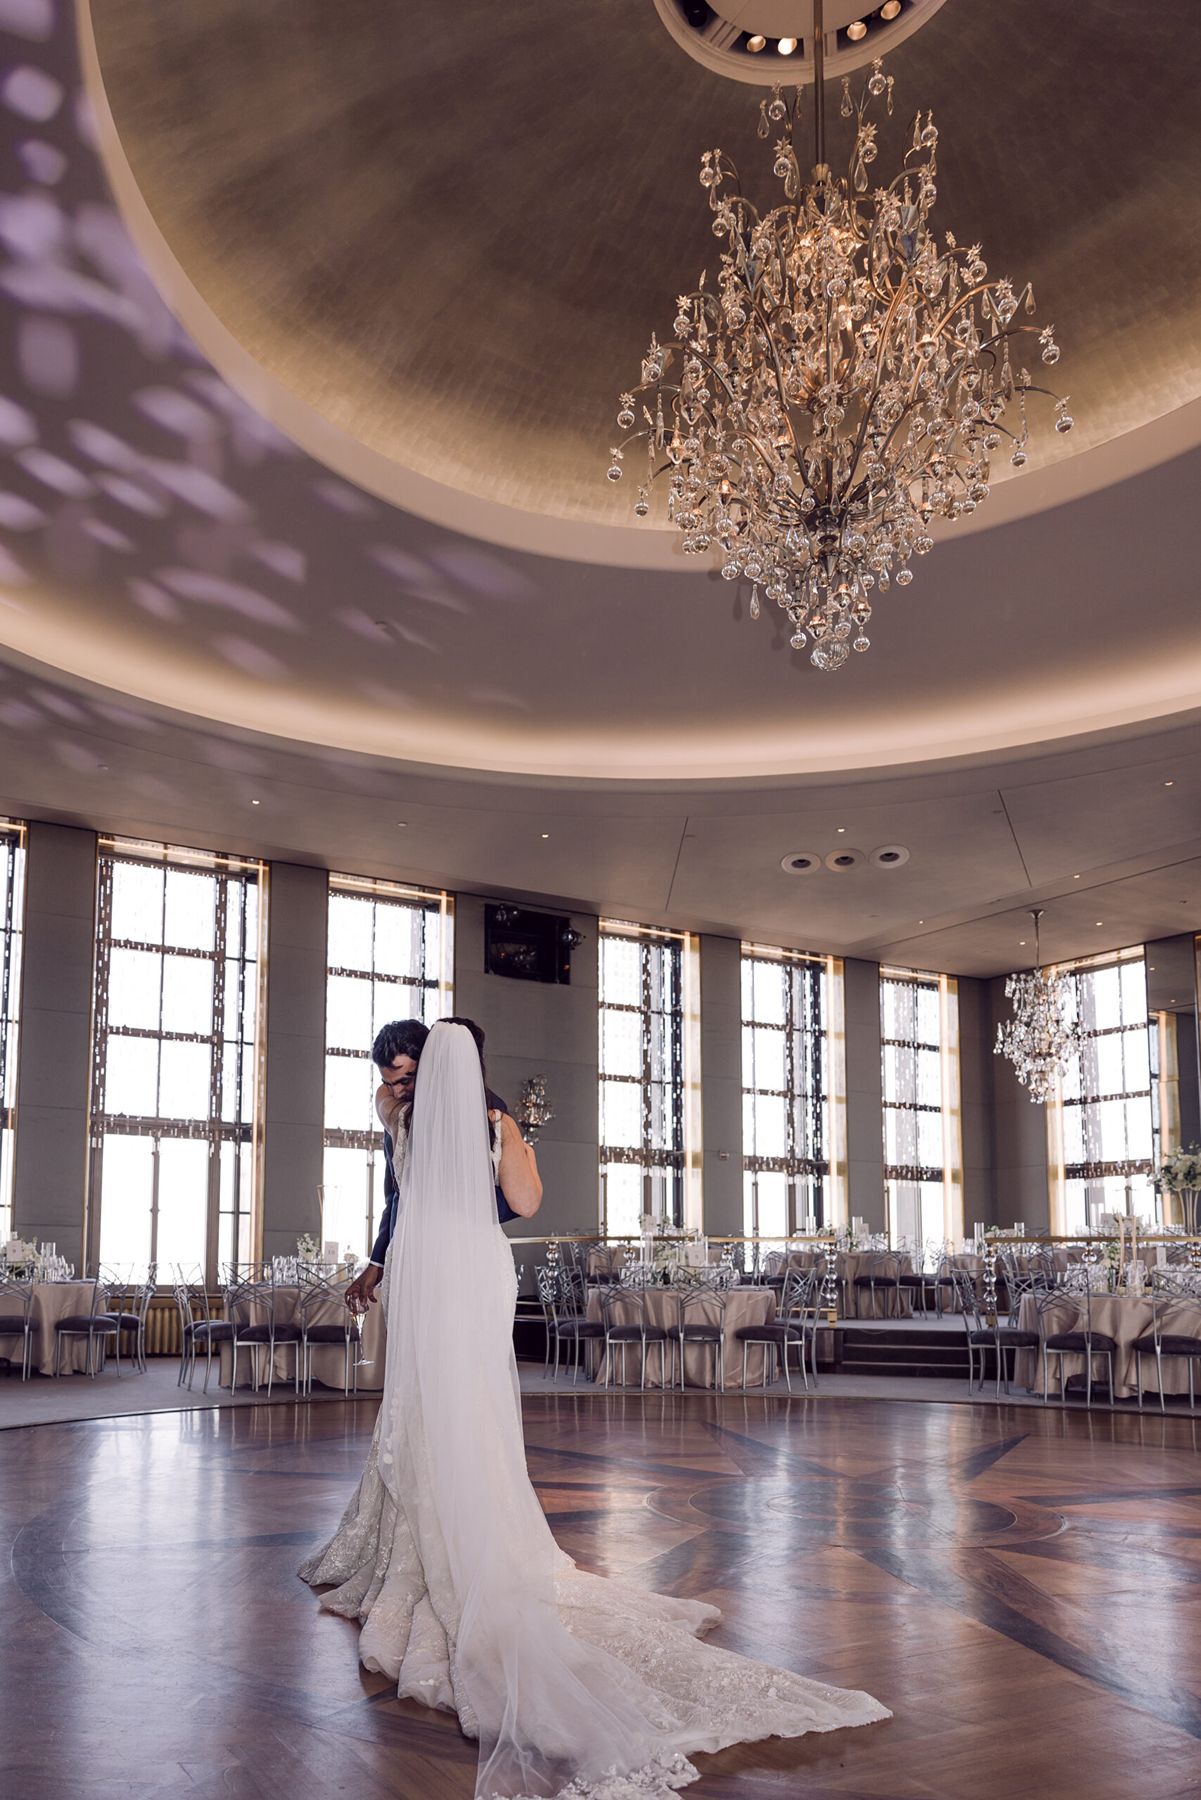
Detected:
[747,33,766,52]
[1164,779,1175,786]
[250,799,261,806]
[610,0,1070,670]
[846,20,868,41]
[777,36,798,54]
[995,909,1082,1104]
[880,0,902,17]
[541,832,551,839]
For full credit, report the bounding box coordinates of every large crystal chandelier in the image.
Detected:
[995,910,1082,1104]
[608,0,1071,671]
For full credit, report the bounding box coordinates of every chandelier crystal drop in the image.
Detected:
[995,910,1082,1104]
[607,11,1070,671]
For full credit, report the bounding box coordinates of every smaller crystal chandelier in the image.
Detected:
[995,910,1082,1104]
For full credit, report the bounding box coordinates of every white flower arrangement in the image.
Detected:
[296,1232,321,1261]
[1154,1146,1201,1193]
[2,1235,39,1273]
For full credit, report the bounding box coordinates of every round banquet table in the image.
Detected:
[585,1284,778,1388]
[787,1251,914,1319]
[25,1280,109,1376]
[1014,1291,1201,1400]
[218,1283,386,1391]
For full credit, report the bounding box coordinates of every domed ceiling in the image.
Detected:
[0,0,1199,972]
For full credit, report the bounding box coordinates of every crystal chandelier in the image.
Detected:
[995,910,1082,1104]
[608,0,1071,671]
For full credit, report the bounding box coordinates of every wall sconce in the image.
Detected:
[515,1075,555,1144]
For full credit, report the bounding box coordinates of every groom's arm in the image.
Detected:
[347,1126,397,1308]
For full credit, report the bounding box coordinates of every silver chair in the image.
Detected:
[851,1252,902,1318]
[224,1273,302,1398]
[535,1264,603,1383]
[599,1286,674,1390]
[1036,1285,1116,1406]
[0,1276,35,1380]
[676,1287,727,1392]
[54,1276,120,1377]
[733,1268,820,1392]
[108,1273,156,1374]
[950,1269,1040,1398]
[297,1270,362,1397]
[1133,1271,1201,1412]
[173,1276,234,1392]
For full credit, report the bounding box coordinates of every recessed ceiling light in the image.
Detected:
[396,821,407,828]
[846,19,867,40]
[541,832,550,839]
[918,919,924,925]
[880,0,902,17]
[1095,920,1103,926]
[836,826,846,833]
[1073,874,1080,879]
[746,32,766,51]
[250,799,261,806]
[777,36,798,54]
[1019,940,1026,946]
[1164,779,1175,787]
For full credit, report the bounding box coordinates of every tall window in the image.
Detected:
[1054,952,1154,1232]
[599,922,695,1236]
[322,877,452,1258]
[89,840,264,1283]
[741,945,842,1239]
[880,968,961,1247]
[0,821,26,1245]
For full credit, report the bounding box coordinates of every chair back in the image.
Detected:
[599,1286,656,1331]
[949,1268,985,1332]
[1148,1268,1194,1344]
[536,1263,572,1329]
[677,1287,726,1332]
[762,1250,785,1281]
[297,1268,352,1329]
[224,1273,276,1332]
[1034,1285,1082,1338]
[0,1275,33,1318]
[779,1267,818,1322]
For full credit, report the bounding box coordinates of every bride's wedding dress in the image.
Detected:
[300,1024,888,1799]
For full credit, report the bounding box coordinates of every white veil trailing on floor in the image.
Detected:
[377,1021,701,1800]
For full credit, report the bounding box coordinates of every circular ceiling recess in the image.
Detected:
[652,0,954,86]
[85,0,1201,557]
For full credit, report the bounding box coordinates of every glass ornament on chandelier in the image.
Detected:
[995,910,1083,1105]
[607,0,1071,671]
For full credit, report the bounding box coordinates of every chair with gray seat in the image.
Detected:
[599,1286,673,1390]
[949,1269,1040,1398]
[1132,1270,1201,1412]
[0,1276,34,1380]
[733,1268,820,1392]
[1036,1284,1116,1407]
[297,1269,361,1397]
[224,1271,301,1397]
[676,1286,727,1392]
[536,1264,603,1383]
[852,1252,901,1319]
[54,1275,120,1377]
[172,1278,233,1392]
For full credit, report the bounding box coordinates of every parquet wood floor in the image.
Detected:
[2,1393,1199,1800]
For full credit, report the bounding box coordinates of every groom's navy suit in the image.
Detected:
[368,1087,512,1267]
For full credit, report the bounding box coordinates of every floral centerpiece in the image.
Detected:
[1,1236,40,1278]
[296,1232,321,1262]
[1153,1146,1201,1232]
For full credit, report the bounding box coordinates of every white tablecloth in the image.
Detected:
[1015,1292,1201,1399]
[586,1285,778,1388]
[218,1284,386,1391]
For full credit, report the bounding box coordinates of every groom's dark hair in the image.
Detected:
[372,1018,429,1068]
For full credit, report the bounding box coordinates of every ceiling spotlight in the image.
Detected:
[1095,920,1103,927]
[250,799,261,806]
[880,0,902,17]
[777,36,798,54]
[1164,779,1175,787]
[746,33,766,52]
[1019,940,1026,946]
[541,832,550,839]
[846,19,867,40]
[396,821,407,828]
[1073,874,1080,879]
[836,826,846,833]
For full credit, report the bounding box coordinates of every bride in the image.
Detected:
[300,1021,888,1799]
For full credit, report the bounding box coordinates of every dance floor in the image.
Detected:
[3,1393,1199,1800]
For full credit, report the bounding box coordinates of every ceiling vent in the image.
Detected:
[869,844,911,867]
[780,850,822,873]
[824,846,867,871]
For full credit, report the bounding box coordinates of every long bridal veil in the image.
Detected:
[377,1022,694,1798]
[375,1021,888,1800]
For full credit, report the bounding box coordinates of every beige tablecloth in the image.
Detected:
[26,1281,109,1376]
[787,1251,914,1319]
[219,1283,386,1391]
[1015,1292,1201,1400]
[585,1285,778,1388]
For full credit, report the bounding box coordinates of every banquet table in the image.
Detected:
[787,1251,914,1319]
[218,1283,386,1392]
[1014,1291,1201,1400]
[585,1285,778,1388]
[25,1280,108,1376]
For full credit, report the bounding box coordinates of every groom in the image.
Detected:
[345,1015,512,1309]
